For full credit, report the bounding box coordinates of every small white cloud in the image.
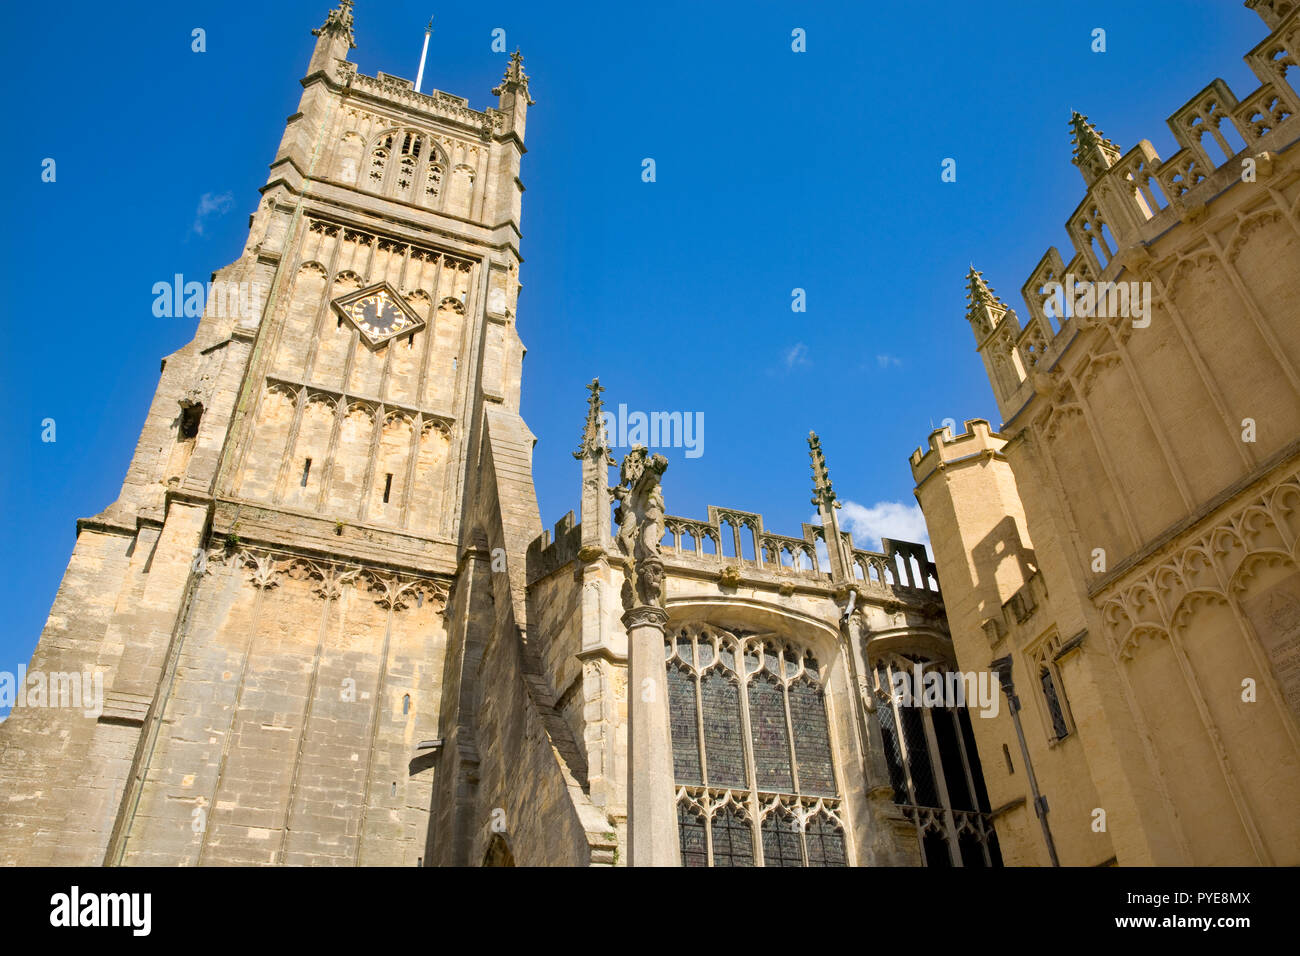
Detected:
[192,191,234,236]
[784,342,812,368]
[876,354,902,368]
[816,499,930,556]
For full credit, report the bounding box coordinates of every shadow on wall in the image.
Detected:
[971,515,1038,623]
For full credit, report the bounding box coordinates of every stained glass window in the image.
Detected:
[805,812,848,867]
[701,670,746,788]
[761,811,804,867]
[667,663,702,785]
[710,805,754,867]
[789,678,836,796]
[749,673,794,792]
[678,803,707,867]
[666,626,845,866]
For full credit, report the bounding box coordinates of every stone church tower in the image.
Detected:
[912,0,1300,866]
[0,3,993,867]
[0,1,530,866]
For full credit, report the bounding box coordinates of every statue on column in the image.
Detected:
[612,446,668,609]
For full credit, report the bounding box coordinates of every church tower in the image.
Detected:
[0,2,535,866]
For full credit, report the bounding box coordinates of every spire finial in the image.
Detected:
[313,0,356,50]
[1069,110,1121,186]
[573,378,611,460]
[493,47,535,105]
[965,265,1005,315]
[808,431,839,509]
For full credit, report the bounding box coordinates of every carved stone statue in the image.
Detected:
[612,446,668,608]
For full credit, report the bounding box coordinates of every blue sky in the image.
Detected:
[0,0,1269,671]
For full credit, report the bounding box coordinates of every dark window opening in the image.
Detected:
[402,694,410,715]
[1003,743,1015,774]
[1041,666,1071,740]
[301,458,312,487]
[383,473,393,503]
[179,403,203,440]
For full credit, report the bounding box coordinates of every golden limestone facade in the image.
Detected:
[0,1,530,866]
[1,3,984,868]
[912,0,1300,865]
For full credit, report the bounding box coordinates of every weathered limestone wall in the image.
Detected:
[428,409,616,866]
[0,5,538,867]
[112,547,446,866]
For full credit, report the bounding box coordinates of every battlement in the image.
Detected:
[909,419,1009,487]
[342,67,507,138]
[975,7,1300,413]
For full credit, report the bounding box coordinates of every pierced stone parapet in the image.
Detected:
[347,72,506,139]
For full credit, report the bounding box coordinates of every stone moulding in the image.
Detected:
[203,543,452,611]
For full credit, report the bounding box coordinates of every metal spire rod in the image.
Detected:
[414,16,433,94]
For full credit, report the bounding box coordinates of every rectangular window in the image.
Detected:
[383,473,393,503]
[301,458,312,487]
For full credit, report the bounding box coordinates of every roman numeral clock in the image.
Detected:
[331,282,424,347]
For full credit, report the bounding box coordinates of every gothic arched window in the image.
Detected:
[665,625,847,867]
[368,142,389,187]
[425,164,443,204]
[873,656,1003,867]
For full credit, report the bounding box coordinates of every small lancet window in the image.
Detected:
[1040,666,1071,740]
[402,694,411,715]
[383,473,393,504]
[301,458,312,487]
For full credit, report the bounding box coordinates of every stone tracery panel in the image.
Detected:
[664,624,845,866]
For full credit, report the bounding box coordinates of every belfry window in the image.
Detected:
[364,129,445,208]
[873,656,1003,867]
[369,135,392,185]
[425,164,443,201]
[665,625,847,867]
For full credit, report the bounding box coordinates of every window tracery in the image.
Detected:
[873,655,1002,867]
[360,129,450,210]
[665,624,847,866]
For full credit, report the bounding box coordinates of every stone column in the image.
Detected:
[624,599,679,867]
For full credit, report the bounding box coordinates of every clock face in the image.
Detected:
[332,283,422,346]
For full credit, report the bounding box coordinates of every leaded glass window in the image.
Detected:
[1040,666,1070,740]
[678,803,707,867]
[666,625,847,866]
[873,656,1002,868]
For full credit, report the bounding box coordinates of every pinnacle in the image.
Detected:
[808,431,838,507]
[966,265,1004,312]
[1069,110,1120,169]
[573,378,607,459]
